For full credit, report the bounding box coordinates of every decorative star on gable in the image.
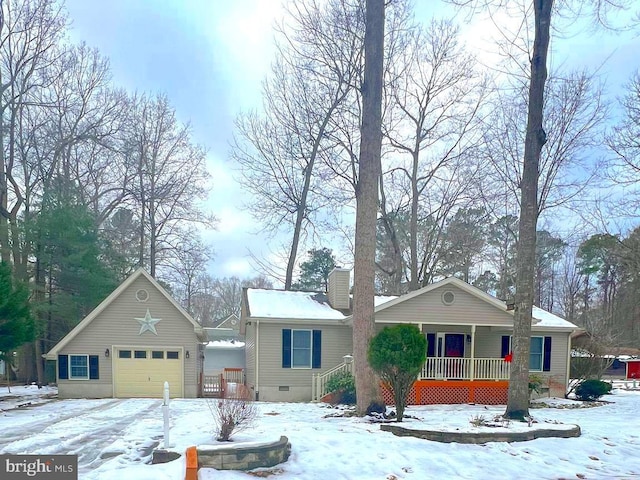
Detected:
[135,309,161,335]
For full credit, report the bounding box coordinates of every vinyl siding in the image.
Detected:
[327,269,350,309]
[243,304,256,396]
[256,322,352,401]
[375,285,513,326]
[56,275,200,398]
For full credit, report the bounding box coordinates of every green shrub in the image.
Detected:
[368,324,426,422]
[325,371,356,404]
[528,374,545,395]
[575,379,611,401]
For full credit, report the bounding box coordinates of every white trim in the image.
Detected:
[291,329,313,369]
[507,335,546,372]
[69,354,89,380]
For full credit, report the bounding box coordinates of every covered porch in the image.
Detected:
[312,324,512,404]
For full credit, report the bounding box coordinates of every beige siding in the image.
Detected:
[256,322,352,401]
[375,285,513,326]
[327,269,350,309]
[57,275,200,398]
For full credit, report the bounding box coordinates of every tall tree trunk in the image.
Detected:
[353,0,385,415]
[505,0,552,420]
[409,151,419,291]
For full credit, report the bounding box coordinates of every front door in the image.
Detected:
[436,333,465,358]
[435,333,465,379]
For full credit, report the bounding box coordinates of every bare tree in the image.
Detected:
[0,0,66,271]
[382,19,489,291]
[353,0,385,414]
[233,0,360,289]
[125,93,212,277]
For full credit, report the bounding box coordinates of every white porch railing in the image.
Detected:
[420,357,510,381]
[312,361,354,402]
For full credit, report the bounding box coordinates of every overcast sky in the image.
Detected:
[63,0,639,282]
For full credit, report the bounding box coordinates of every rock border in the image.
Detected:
[152,436,292,471]
[380,424,581,444]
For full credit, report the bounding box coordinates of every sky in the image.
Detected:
[62,0,640,282]
[2,384,640,479]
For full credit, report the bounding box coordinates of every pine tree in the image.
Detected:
[0,262,35,389]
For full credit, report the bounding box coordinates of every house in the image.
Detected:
[240,268,578,404]
[45,268,207,399]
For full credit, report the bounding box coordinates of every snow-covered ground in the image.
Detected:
[1,386,640,480]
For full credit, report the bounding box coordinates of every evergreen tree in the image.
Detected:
[0,262,35,385]
[293,248,337,292]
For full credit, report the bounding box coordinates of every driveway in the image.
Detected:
[0,398,164,475]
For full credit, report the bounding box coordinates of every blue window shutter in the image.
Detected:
[426,333,435,357]
[282,329,292,368]
[543,336,552,372]
[501,336,510,358]
[58,355,68,380]
[89,355,99,379]
[312,330,322,368]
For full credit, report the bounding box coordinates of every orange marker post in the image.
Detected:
[185,446,198,480]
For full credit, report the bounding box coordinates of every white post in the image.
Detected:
[163,381,170,448]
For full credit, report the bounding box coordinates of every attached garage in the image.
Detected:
[113,347,184,398]
[46,268,206,399]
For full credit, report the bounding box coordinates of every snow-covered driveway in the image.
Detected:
[0,398,164,475]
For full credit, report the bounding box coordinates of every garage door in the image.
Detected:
[114,347,183,398]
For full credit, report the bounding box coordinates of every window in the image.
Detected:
[69,355,89,379]
[529,337,543,371]
[152,350,164,359]
[119,350,132,359]
[282,329,321,369]
[292,330,312,368]
[167,351,179,359]
[134,350,147,359]
[502,335,551,372]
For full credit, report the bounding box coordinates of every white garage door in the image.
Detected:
[113,347,183,398]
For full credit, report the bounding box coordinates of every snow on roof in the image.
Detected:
[532,306,577,329]
[247,289,397,320]
[248,289,346,320]
[205,340,245,349]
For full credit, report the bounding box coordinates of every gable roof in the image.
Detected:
[215,314,240,328]
[45,268,205,359]
[359,277,576,330]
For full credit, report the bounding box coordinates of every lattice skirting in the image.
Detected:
[381,380,509,405]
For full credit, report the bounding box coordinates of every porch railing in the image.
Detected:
[420,357,509,381]
[312,361,354,402]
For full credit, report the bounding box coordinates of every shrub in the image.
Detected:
[528,374,545,396]
[574,379,611,401]
[368,324,426,422]
[206,385,257,441]
[325,371,356,404]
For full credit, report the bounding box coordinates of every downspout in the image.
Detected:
[255,318,260,401]
[565,332,572,397]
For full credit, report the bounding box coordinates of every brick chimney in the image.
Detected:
[327,268,350,310]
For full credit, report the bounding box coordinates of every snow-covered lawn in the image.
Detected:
[1,386,640,480]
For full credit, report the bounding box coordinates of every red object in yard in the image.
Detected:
[625,359,640,380]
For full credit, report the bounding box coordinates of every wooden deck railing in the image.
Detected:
[420,357,509,381]
[202,368,246,398]
[312,361,354,402]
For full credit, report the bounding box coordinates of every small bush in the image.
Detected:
[575,379,611,401]
[528,374,545,395]
[206,386,257,441]
[325,371,356,404]
[469,414,488,427]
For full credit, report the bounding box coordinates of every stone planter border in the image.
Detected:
[380,424,581,444]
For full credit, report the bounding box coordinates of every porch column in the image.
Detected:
[469,325,476,381]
